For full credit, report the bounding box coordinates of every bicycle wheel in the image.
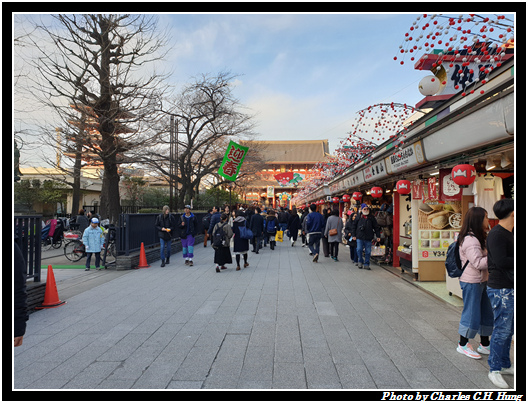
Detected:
[64,240,84,262]
[42,238,53,251]
[108,242,117,258]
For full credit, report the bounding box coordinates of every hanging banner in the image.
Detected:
[412,179,424,200]
[427,177,438,201]
[267,186,275,198]
[439,168,463,201]
[218,141,249,181]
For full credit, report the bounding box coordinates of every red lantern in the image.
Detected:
[451,164,476,187]
[371,186,383,198]
[352,192,363,202]
[319,199,325,205]
[396,180,412,195]
[332,196,340,203]
[342,194,351,202]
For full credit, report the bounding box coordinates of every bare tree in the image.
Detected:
[21,14,171,223]
[144,72,260,208]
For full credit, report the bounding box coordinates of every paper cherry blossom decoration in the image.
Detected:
[451,164,476,187]
[396,179,412,194]
[371,187,383,198]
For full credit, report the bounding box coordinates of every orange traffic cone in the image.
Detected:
[35,265,66,309]
[136,242,150,269]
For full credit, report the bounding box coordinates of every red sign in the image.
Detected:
[428,177,437,201]
[412,180,423,200]
[440,168,463,201]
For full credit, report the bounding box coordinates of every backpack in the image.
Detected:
[212,223,228,248]
[445,241,469,278]
[375,211,393,227]
[266,218,277,234]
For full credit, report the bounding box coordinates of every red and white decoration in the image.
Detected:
[371,187,383,198]
[451,164,477,188]
[396,179,412,195]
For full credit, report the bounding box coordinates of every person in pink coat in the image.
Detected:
[456,207,493,360]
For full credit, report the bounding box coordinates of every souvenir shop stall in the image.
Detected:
[298,56,514,290]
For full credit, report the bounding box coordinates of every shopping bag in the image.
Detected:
[371,243,385,256]
[275,230,284,242]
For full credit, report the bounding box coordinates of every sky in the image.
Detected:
[13,11,516,167]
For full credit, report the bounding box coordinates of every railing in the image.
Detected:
[14,215,42,282]
[116,212,208,256]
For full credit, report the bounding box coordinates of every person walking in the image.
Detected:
[180,205,198,266]
[304,203,325,262]
[213,213,233,272]
[202,209,213,247]
[321,207,331,258]
[155,205,177,267]
[287,207,301,246]
[485,199,514,389]
[249,206,264,254]
[345,212,359,265]
[455,207,493,361]
[232,210,250,271]
[261,208,269,248]
[82,217,105,271]
[265,210,279,250]
[351,204,381,270]
[325,208,343,261]
[208,206,222,240]
[278,207,289,233]
[300,207,310,247]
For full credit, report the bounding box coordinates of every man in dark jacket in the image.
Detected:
[249,207,264,253]
[305,203,325,262]
[351,203,381,270]
[155,205,177,267]
[278,208,289,233]
[208,206,222,239]
[202,209,213,247]
[180,205,199,266]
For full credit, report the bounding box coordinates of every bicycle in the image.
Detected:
[64,239,86,262]
[42,235,63,251]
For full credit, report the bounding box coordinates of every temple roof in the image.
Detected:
[241,140,330,164]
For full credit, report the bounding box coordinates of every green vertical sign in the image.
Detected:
[218,141,249,181]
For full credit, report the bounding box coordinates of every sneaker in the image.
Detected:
[501,366,515,375]
[364,265,370,270]
[85,268,90,271]
[313,253,319,263]
[216,266,220,273]
[185,260,190,265]
[477,343,490,355]
[309,252,313,256]
[189,261,193,266]
[96,267,102,271]
[488,371,509,388]
[457,343,481,360]
[358,263,363,269]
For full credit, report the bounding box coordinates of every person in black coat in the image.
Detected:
[232,210,250,270]
[249,207,264,254]
[180,205,199,266]
[14,242,28,347]
[344,212,359,265]
[208,206,222,238]
[351,204,381,270]
[265,210,279,250]
[155,205,177,267]
[287,207,301,246]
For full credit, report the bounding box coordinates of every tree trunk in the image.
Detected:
[99,154,121,223]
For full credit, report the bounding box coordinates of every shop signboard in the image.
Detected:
[439,168,463,201]
[267,186,275,198]
[348,170,365,188]
[363,160,388,183]
[385,141,426,175]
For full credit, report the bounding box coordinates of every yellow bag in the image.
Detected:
[275,230,283,242]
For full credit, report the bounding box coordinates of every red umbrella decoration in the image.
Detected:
[396,179,412,194]
[394,14,514,96]
[371,187,383,198]
[451,164,476,188]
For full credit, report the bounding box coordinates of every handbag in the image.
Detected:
[371,242,385,256]
[238,226,254,240]
[329,228,338,236]
[275,230,284,242]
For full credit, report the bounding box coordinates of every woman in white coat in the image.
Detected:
[324,208,343,262]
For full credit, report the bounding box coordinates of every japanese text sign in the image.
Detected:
[218,141,249,181]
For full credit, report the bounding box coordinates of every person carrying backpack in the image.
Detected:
[265,210,279,250]
[213,213,233,272]
[455,207,493,361]
[232,210,250,271]
[278,208,289,233]
[249,206,264,254]
[305,203,325,262]
[180,205,198,267]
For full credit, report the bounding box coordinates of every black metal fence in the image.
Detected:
[116,212,208,255]
[14,215,42,282]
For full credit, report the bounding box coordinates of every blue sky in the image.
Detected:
[14,12,516,166]
[158,13,430,153]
